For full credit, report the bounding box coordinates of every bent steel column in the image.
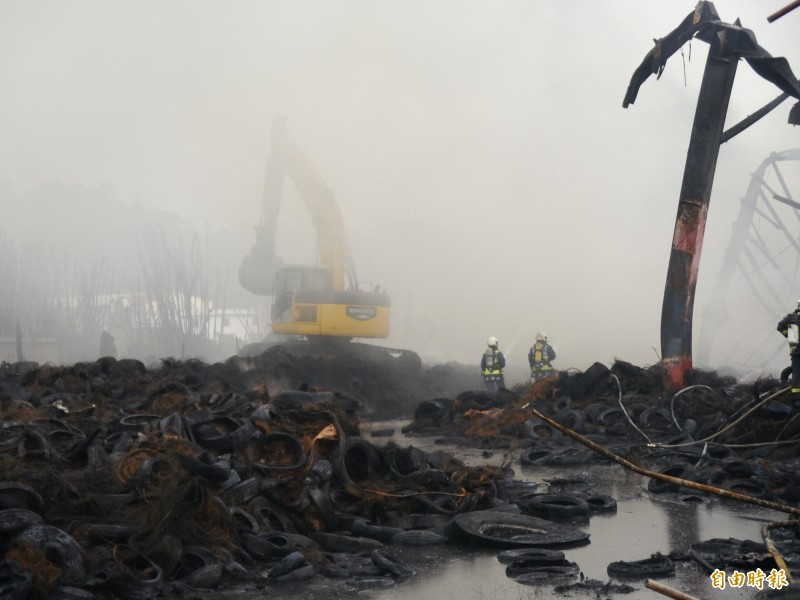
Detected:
[661,33,738,389]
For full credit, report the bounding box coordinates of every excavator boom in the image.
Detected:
[239,117,396,343]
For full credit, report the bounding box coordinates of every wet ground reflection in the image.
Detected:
[356,420,784,600]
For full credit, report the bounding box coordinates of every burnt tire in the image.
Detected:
[518,494,590,520]
[497,548,565,565]
[13,525,85,580]
[647,464,696,494]
[0,559,32,600]
[96,544,162,600]
[0,509,45,535]
[508,562,580,585]
[607,553,674,579]
[583,494,618,514]
[453,510,590,548]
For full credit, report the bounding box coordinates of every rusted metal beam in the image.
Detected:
[661,30,739,389]
[768,0,800,23]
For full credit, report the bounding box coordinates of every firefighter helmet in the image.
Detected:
[536,332,547,342]
[487,336,499,348]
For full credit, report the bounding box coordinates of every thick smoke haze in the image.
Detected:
[0,1,798,381]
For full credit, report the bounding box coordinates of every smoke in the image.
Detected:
[0,1,797,378]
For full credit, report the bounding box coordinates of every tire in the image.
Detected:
[607,553,674,579]
[241,532,317,559]
[117,414,161,431]
[453,510,590,548]
[390,530,449,545]
[350,519,403,542]
[223,477,261,505]
[191,417,255,451]
[384,445,428,478]
[638,407,674,430]
[507,562,580,585]
[598,408,626,427]
[583,494,617,514]
[175,452,230,482]
[341,438,383,482]
[370,549,414,579]
[551,409,586,434]
[96,544,163,600]
[49,586,96,600]
[249,433,306,472]
[176,544,222,580]
[267,551,307,579]
[0,559,32,600]
[552,397,572,412]
[0,482,45,513]
[146,381,194,413]
[0,509,44,534]
[309,531,384,553]
[229,506,260,533]
[413,399,451,427]
[519,494,590,520]
[13,525,85,580]
[647,464,696,494]
[522,420,558,440]
[722,478,770,498]
[245,496,296,533]
[87,524,139,543]
[544,447,594,467]
[181,563,224,589]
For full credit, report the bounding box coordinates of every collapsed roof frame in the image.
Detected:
[697,148,800,371]
[623,1,800,389]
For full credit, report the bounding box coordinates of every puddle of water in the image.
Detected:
[357,420,788,600]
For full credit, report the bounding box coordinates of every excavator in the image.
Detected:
[238,117,420,370]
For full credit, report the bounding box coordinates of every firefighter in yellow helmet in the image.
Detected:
[528,332,557,382]
[481,336,506,393]
[777,299,800,400]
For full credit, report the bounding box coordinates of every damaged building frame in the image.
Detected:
[623,1,800,389]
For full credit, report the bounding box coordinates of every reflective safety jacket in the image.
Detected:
[481,348,505,376]
[778,310,800,354]
[529,342,556,371]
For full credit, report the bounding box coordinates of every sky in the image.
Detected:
[0,1,798,380]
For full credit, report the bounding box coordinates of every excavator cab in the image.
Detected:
[271,265,330,324]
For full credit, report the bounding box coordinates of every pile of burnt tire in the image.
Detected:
[0,354,511,599]
[403,359,800,504]
[236,345,483,420]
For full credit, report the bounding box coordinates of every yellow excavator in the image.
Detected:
[238,117,419,369]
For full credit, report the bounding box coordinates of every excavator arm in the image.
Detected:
[237,117,421,371]
[238,116,358,295]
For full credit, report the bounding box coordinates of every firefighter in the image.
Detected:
[529,332,557,382]
[777,300,800,400]
[481,337,506,393]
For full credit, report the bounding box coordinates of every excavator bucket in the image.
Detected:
[238,117,289,296]
[238,241,282,296]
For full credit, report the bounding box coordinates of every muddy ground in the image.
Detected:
[1,345,800,599]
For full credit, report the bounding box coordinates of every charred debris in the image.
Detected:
[2,347,800,597]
